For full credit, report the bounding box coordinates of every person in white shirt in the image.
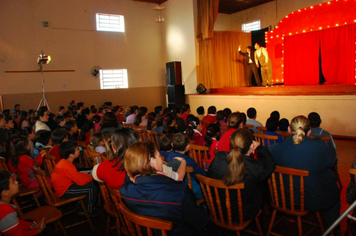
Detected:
[254,42,273,87]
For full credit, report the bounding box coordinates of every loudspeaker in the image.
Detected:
[166,61,182,85]
[167,85,185,107]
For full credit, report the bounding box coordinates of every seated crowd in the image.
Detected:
[0,101,344,236]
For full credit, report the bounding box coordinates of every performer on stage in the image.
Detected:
[254,42,273,87]
[238,45,261,87]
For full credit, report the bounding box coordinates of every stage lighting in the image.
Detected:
[37,51,51,65]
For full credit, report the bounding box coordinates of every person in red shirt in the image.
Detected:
[202,106,217,124]
[217,112,244,152]
[180,104,191,125]
[49,129,68,163]
[51,141,98,217]
[0,171,45,235]
[186,116,205,145]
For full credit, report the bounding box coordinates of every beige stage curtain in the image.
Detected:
[197,0,219,89]
[211,31,252,88]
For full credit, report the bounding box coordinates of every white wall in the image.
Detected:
[0,0,165,95]
[163,0,198,94]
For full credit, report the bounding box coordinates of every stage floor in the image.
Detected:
[207,84,356,96]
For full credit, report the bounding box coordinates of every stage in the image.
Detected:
[186,84,356,138]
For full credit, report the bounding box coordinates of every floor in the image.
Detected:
[24,139,356,236]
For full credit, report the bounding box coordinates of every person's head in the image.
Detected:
[223,108,232,120]
[5,117,14,129]
[91,115,101,124]
[227,112,243,129]
[100,112,118,130]
[181,104,191,114]
[207,106,217,115]
[147,112,157,130]
[70,100,77,107]
[254,42,261,50]
[59,141,79,159]
[19,111,28,123]
[223,128,253,186]
[216,110,226,122]
[0,114,5,127]
[246,46,252,53]
[64,120,78,133]
[21,127,35,140]
[51,129,68,145]
[2,109,11,118]
[134,107,148,126]
[0,171,19,201]
[76,102,85,111]
[266,117,279,132]
[38,106,49,122]
[290,115,311,145]
[205,123,221,148]
[14,104,20,111]
[240,113,247,126]
[129,105,139,115]
[160,134,173,151]
[196,106,204,115]
[162,113,176,134]
[55,115,65,127]
[124,142,161,183]
[172,133,190,153]
[278,118,289,132]
[90,132,104,148]
[59,105,65,113]
[111,128,139,170]
[154,106,163,116]
[81,107,90,117]
[35,130,52,146]
[247,107,257,119]
[270,111,280,121]
[308,112,321,128]
[9,136,30,168]
[186,116,202,141]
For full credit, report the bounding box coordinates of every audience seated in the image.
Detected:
[161,113,178,134]
[125,105,138,124]
[99,112,121,133]
[49,129,68,163]
[64,120,78,141]
[246,107,263,133]
[217,112,244,152]
[133,106,148,127]
[277,118,289,132]
[22,127,35,158]
[89,132,106,154]
[146,112,157,130]
[202,106,217,124]
[269,115,340,235]
[159,134,173,160]
[180,104,191,125]
[35,106,51,132]
[196,106,205,120]
[208,128,275,221]
[186,116,204,145]
[264,117,284,145]
[33,130,52,158]
[204,124,220,164]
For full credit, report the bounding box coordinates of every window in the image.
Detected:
[100,69,128,89]
[96,13,125,32]
[242,20,261,33]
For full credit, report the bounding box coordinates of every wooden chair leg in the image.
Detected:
[236,230,241,236]
[267,209,277,236]
[255,217,263,236]
[79,199,95,232]
[32,194,41,207]
[115,217,122,236]
[297,216,303,236]
[106,215,110,236]
[57,220,68,236]
[316,212,324,233]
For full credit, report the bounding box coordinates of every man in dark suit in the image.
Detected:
[238,45,261,87]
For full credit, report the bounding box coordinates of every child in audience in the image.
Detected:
[22,127,35,158]
[0,171,45,235]
[216,110,227,136]
[180,104,191,124]
[270,110,280,121]
[278,118,289,132]
[223,108,232,120]
[134,106,148,126]
[55,115,66,129]
[186,116,204,145]
[159,134,173,160]
[33,130,52,159]
[205,124,220,164]
[246,107,263,133]
[203,106,217,124]
[89,132,106,154]
[51,141,98,217]
[264,117,284,145]
[91,115,101,132]
[64,120,78,141]
[172,107,186,132]
[146,112,157,130]
[0,114,6,128]
[162,113,178,134]
[4,117,14,134]
[196,106,205,120]
[217,112,244,152]
[49,129,68,163]
[125,105,138,124]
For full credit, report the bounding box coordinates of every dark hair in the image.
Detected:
[111,128,138,170]
[80,121,94,141]
[162,113,175,134]
[2,109,11,118]
[129,105,139,114]
[0,171,11,196]
[35,130,52,145]
[91,115,101,124]
[266,117,279,132]
[223,108,232,120]
[227,112,243,129]
[247,107,257,119]
[205,124,220,149]
[216,110,225,122]
[181,104,190,113]
[134,107,148,126]
[37,106,48,118]
[51,129,68,145]
[172,133,189,152]
[19,111,28,128]
[160,134,173,151]
[63,110,73,119]
[147,112,157,131]
[81,107,90,117]
[278,118,289,132]
[64,120,77,132]
[154,106,163,115]
[207,106,216,114]
[91,108,98,114]
[59,141,77,159]
[10,136,30,168]
[100,112,118,131]
[76,102,84,110]
[163,107,171,116]
[246,46,252,50]
[55,115,65,125]
[5,116,13,124]
[59,106,65,111]
[186,116,200,141]
[21,127,33,137]
[240,113,247,125]
[196,106,204,115]
[270,111,280,121]
[308,112,321,128]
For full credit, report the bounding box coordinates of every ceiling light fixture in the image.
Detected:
[154,4,166,23]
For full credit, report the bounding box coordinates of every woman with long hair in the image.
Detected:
[269,115,340,234]
[217,112,244,151]
[208,128,275,221]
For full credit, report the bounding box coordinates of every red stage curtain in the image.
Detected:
[284,31,321,85]
[320,24,355,84]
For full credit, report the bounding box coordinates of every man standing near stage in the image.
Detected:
[255,42,273,87]
[238,45,261,87]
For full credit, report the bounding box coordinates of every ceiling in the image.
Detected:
[132,0,273,14]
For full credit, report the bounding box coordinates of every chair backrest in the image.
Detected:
[132,126,148,142]
[350,168,356,183]
[185,166,194,190]
[77,129,82,141]
[43,154,56,176]
[196,174,245,226]
[220,126,228,131]
[108,187,172,236]
[0,158,9,171]
[256,126,267,134]
[245,124,254,129]
[253,133,279,147]
[146,130,160,151]
[268,166,309,214]
[309,135,331,145]
[122,122,133,128]
[83,149,104,166]
[34,168,58,205]
[275,131,290,141]
[98,183,115,212]
[189,144,209,170]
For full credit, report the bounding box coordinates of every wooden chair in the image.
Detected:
[109,187,172,236]
[196,174,263,236]
[267,166,324,236]
[201,120,213,128]
[346,168,356,236]
[82,149,104,167]
[189,144,209,170]
[253,133,279,148]
[34,169,95,232]
[122,122,133,128]
[0,157,8,171]
[132,126,148,142]
[43,154,56,176]
[220,126,228,131]
[256,126,267,134]
[12,198,67,236]
[245,124,254,129]
[146,130,160,151]
[275,130,291,141]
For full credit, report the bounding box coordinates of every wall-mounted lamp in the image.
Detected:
[154,4,166,23]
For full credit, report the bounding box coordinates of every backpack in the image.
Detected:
[346,156,356,204]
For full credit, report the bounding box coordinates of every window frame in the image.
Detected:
[242,20,261,33]
[96,13,125,32]
[99,69,128,89]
